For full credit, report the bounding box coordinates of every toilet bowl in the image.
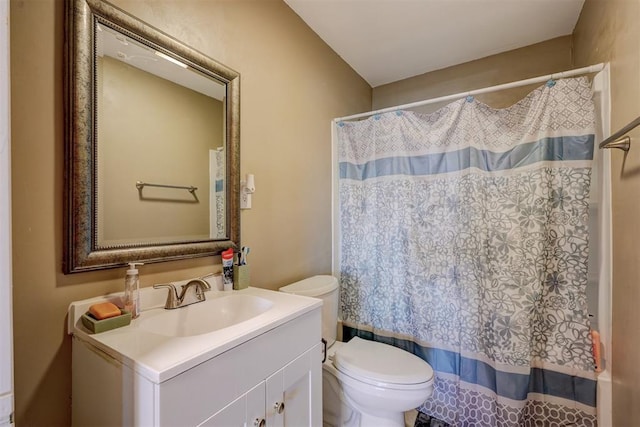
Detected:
[280,275,434,427]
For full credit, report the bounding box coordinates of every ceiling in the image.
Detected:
[284,0,585,87]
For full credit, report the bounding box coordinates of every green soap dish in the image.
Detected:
[81,310,132,334]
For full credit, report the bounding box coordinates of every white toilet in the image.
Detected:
[280,275,434,427]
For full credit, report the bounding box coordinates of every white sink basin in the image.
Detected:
[68,287,322,383]
[138,294,274,337]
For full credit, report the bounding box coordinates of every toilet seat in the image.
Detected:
[333,337,434,390]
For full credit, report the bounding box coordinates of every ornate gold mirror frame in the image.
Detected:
[64,0,240,273]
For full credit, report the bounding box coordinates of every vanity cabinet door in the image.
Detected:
[199,394,245,427]
[265,369,284,427]
[266,343,322,427]
[200,382,266,427]
[246,382,267,427]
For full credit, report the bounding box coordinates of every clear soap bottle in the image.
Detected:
[123,262,144,319]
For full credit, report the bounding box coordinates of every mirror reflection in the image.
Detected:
[96,23,227,247]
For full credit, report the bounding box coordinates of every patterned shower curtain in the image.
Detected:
[210,148,225,239]
[337,77,597,426]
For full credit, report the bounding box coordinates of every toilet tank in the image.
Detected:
[279,275,339,347]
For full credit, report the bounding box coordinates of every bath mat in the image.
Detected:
[414,411,451,427]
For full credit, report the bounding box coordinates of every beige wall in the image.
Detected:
[373,36,573,113]
[98,56,220,245]
[573,0,640,424]
[9,0,370,425]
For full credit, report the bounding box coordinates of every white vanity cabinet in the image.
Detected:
[202,344,320,427]
[70,288,322,427]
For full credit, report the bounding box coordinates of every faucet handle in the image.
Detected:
[198,273,217,291]
[182,278,209,297]
[153,283,179,309]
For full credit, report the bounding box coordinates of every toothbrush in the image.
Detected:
[241,247,250,265]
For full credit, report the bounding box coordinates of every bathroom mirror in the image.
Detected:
[64,0,240,273]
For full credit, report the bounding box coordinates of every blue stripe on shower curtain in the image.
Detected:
[340,135,595,180]
[337,77,598,427]
[343,326,597,407]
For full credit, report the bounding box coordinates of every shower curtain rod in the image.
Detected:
[334,63,605,123]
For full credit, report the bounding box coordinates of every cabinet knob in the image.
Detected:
[274,401,285,414]
[254,418,266,427]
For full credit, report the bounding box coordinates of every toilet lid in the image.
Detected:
[333,337,434,386]
[279,275,338,296]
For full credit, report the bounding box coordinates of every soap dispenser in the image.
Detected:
[124,262,144,319]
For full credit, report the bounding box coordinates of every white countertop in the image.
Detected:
[68,286,322,383]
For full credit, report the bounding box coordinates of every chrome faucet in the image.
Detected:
[153,278,212,309]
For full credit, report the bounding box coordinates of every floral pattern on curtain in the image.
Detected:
[337,77,597,426]
[211,148,225,239]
